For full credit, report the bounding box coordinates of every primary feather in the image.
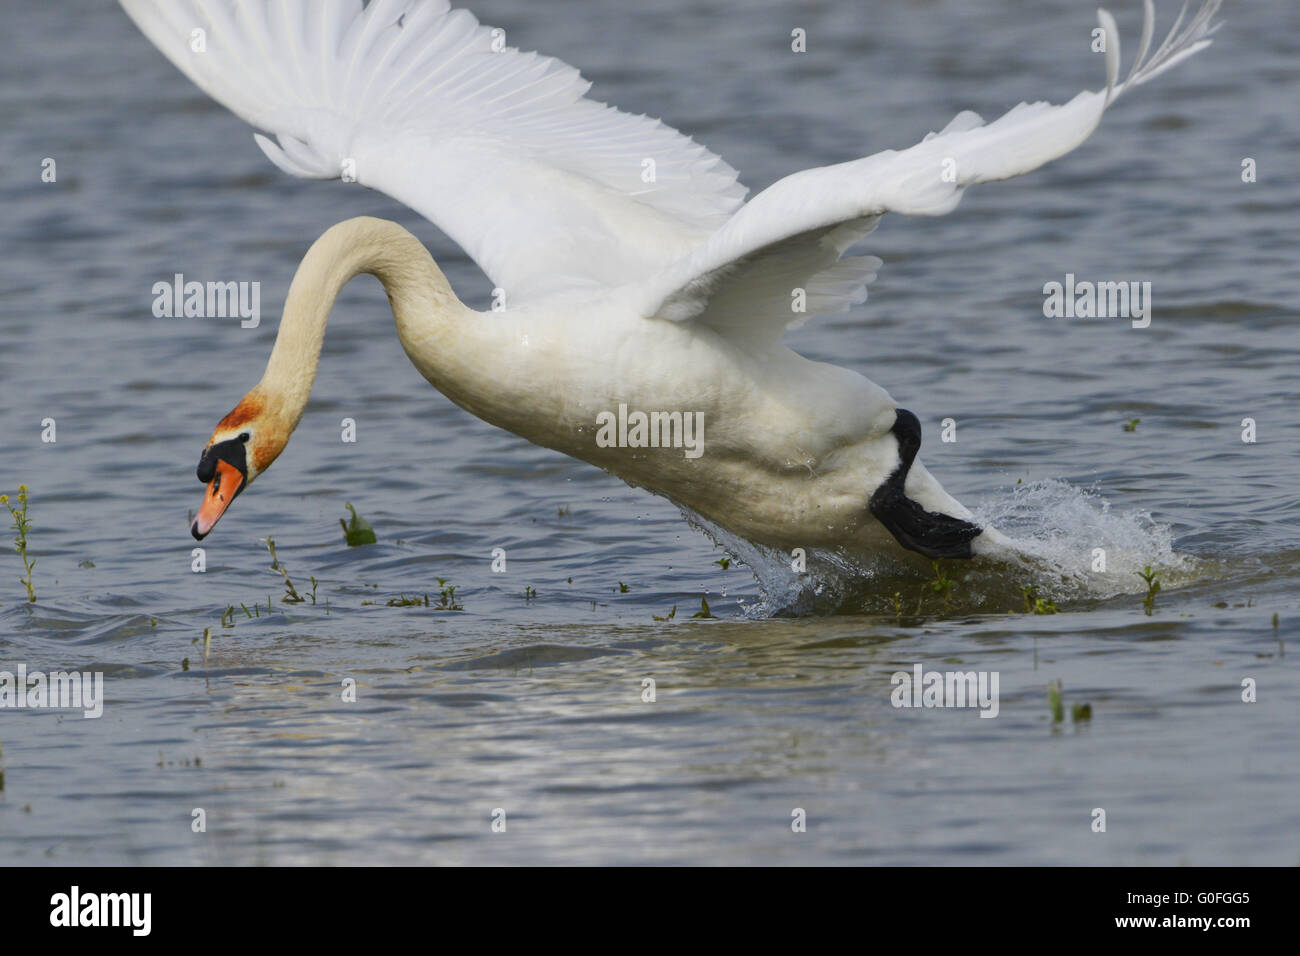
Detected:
[638,0,1222,347]
[119,0,746,301]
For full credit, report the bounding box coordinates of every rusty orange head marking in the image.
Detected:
[215,392,266,431]
[191,390,289,539]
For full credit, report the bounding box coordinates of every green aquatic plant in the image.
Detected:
[691,596,715,619]
[920,561,961,613]
[524,586,536,601]
[265,537,305,603]
[433,578,463,611]
[715,557,730,570]
[1,485,36,602]
[1021,584,1059,615]
[1048,680,1065,723]
[653,604,677,622]
[1048,680,1093,725]
[1138,565,1161,614]
[929,561,956,603]
[387,593,429,607]
[617,581,629,593]
[339,503,377,546]
[1123,418,1140,432]
[221,605,236,628]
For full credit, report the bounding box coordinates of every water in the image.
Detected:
[1,0,1297,864]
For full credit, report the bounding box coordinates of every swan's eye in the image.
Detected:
[239,432,250,442]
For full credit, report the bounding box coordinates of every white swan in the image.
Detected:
[119,0,1221,566]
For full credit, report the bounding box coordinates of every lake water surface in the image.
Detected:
[1,0,1297,864]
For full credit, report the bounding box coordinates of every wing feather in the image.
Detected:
[637,1,1222,347]
[120,0,746,300]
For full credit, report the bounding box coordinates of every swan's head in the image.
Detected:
[191,389,289,540]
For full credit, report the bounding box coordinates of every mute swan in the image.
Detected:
[119,0,1221,566]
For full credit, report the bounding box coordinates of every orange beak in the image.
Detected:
[192,458,245,540]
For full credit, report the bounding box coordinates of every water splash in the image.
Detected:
[677,478,1201,616]
[970,478,1199,599]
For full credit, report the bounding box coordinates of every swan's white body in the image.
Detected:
[120,0,1221,564]
[428,290,917,554]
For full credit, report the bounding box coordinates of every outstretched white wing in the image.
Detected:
[119,0,746,301]
[636,0,1222,347]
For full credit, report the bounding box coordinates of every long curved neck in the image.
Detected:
[259,216,473,431]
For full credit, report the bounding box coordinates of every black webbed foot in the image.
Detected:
[868,408,983,560]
